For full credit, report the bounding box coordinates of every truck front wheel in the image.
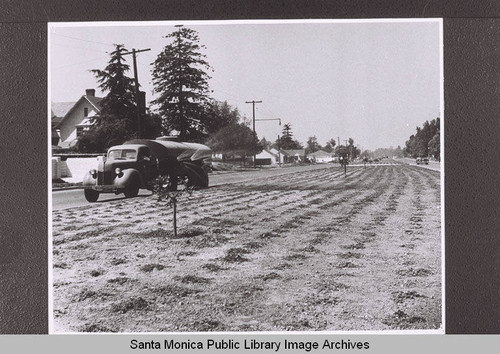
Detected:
[84,189,99,202]
[124,180,140,198]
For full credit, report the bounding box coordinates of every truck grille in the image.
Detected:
[97,171,113,185]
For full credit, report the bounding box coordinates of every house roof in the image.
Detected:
[51,94,103,129]
[256,149,278,158]
[281,149,305,157]
[307,150,332,158]
[86,95,103,110]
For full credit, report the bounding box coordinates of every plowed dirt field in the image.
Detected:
[52,162,442,332]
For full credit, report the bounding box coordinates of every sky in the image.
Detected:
[49,20,442,151]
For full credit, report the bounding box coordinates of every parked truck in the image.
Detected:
[82,137,212,202]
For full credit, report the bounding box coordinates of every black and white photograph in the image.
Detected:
[49,19,443,333]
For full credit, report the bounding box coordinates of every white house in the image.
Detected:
[255,149,279,165]
[307,150,334,163]
[279,149,306,164]
[51,89,103,148]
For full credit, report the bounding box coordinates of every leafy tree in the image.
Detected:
[205,123,263,160]
[347,138,361,159]
[78,119,131,153]
[151,26,212,141]
[306,136,322,154]
[428,132,440,160]
[203,100,240,135]
[404,118,440,158]
[259,137,272,150]
[334,138,360,160]
[324,138,337,153]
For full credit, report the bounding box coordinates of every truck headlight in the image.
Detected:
[115,168,123,177]
[89,169,97,178]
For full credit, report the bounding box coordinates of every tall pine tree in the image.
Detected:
[91,44,137,128]
[151,26,212,141]
[78,44,142,152]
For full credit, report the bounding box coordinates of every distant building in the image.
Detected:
[51,89,103,148]
[307,150,334,163]
[279,149,306,164]
[255,149,279,165]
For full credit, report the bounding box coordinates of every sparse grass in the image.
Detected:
[396,268,432,277]
[140,264,166,272]
[177,251,198,257]
[259,272,281,281]
[190,319,225,332]
[294,245,319,253]
[273,263,292,270]
[383,310,427,329]
[392,291,426,303]
[110,297,149,313]
[336,261,359,269]
[191,234,230,248]
[110,258,127,266]
[90,269,103,277]
[75,289,97,301]
[244,241,263,250]
[283,253,308,261]
[134,229,172,239]
[337,252,362,259]
[222,248,250,263]
[176,228,204,239]
[151,284,202,298]
[79,323,117,333]
[107,277,133,285]
[344,241,365,250]
[175,275,211,284]
[202,263,227,272]
[259,231,280,239]
[53,262,69,269]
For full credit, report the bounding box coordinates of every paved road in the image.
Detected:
[52,164,333,211]
[397,157,441,172]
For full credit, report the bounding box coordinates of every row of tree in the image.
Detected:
[404,118,440,160]
[76,26,364,161]
[78,26,259,154]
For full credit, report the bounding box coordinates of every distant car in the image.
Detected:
[416,157,429,165]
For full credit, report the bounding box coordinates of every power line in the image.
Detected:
[245,100,262,168]
[51,32,115,47]
[53,54,111,70]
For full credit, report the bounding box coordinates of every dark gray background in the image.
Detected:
[0,0,499,334]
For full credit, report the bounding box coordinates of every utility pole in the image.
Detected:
[277,134,281,166]
[255,118,281,167]
[245,100,262,167]
[123,48,151,139]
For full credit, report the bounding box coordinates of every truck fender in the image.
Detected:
[82,171,96,187]
[119,169,143,188]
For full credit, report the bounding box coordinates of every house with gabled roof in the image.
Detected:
[255,149,279,165]
[51,89,103,148]
[279,149,306,164]
[307,149,334,163]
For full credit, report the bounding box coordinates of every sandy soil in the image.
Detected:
[52,163,442,332]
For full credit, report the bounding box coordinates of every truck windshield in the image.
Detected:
[108,149,137,160]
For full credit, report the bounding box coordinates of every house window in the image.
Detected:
[84,108,88,117]
[76,127,84,137]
